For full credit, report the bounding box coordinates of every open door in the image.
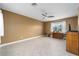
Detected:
[0,9,4,44]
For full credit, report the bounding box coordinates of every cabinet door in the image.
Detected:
[72,32,78,55]
[66,32,72,51]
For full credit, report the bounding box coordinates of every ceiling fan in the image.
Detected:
[41,12,54,19]
[31,3,54,19]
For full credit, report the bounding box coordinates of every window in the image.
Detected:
[51,21,66,33]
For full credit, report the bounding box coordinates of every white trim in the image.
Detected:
[0,35,43,47]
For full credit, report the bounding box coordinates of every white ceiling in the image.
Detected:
[0,3,79,22]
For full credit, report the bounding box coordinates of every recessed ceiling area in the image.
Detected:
[0,3,79,22]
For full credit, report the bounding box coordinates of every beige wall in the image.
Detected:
[44,22,51,34]
[1,10,44,44]
[44,16,78,34]
[1,10,78,44]
[66,17,78,31]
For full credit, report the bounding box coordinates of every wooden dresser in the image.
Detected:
[66,32,79,55]
[52,32,64,39]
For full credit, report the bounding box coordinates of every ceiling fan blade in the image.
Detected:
[41,14,47,17]
[48,16,54,18]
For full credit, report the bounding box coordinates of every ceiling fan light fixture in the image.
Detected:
[31,3,38,6]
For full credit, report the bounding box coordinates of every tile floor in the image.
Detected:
[0,37,75,56]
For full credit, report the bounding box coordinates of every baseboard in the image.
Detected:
[0,35,43,47]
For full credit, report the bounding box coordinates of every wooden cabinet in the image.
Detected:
[66,32,79,55]
[52,32,64,39]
